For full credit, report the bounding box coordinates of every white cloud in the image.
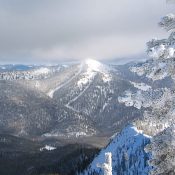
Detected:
[0,0,174,63]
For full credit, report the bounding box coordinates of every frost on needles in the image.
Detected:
[119,13,175,175]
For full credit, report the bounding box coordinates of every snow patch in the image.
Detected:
[130,81,151,91]
[40,145,56,151]
[77,71,96,90]
[33,67,50,75]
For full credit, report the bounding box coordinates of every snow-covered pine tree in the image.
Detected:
[97,152,112,175]
[119,13,175,174]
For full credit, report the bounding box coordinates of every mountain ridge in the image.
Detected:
[0,60,145,139]
[81,124,152,175]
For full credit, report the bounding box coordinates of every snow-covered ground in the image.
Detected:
[130,81,151,91]
[40,145,56,151]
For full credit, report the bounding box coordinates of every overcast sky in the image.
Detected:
[0,0,174,64]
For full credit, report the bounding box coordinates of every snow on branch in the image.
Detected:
[159,14,175,31]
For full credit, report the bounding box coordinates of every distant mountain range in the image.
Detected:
[0,59,173,174]
[0,59,173,140]
[0,59,144,140]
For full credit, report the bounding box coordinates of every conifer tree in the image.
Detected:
[119,13,175,174]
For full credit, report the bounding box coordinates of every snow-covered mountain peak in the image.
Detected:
[79,58,112,84]
[83,58,110,74]
[84,59,106,72]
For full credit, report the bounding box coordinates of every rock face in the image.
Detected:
[81,125,151,175]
